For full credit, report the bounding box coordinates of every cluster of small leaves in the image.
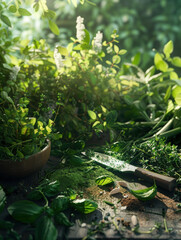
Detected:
[129,137,181,179]
[0,95,53,160]
[154,40,181,73]
[67,0,95,8]
[0,180,98,240]
[0,0,59,35]
[103,30,127,74]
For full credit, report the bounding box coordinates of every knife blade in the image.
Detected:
[83,151,176,191]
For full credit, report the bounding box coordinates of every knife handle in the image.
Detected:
[135,167,176,191]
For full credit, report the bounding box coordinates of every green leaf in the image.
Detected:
[57,46,68,56]
[95,175,114,186]
[9,5,17,13]
[1,15,11,27]
[72,199,98,214]
[88,110,97,120]
[154,53,168,72]
[35,216,58,240]
[29,117,36,126]
[114,45,119,53]
[163,40,173,59]
[55,212,73,227]
[106,60,112,65]
[1,91,14,105]
[70,140,85,150]
[92,121,100,128]
[8,200,43,223]
[0,186,6,213]
[38,0,48,11]
[48,20,59,35]
[71,0,78,7]
[16,150,24,159]
[18,8,31,16]
[131,52,141,65]
[33,2,39,12]
[83,29,90,45]
[164,86,171,102]
[106,110,118,125]
[4,147,14,157]
[112,55,121,64]
[172,86,181,105]
[0,220,14,230]
[1,91,8,99]
[44,10,56,19]
[130,183,157,201]
[172,57,181,67]
[119,49,127,55]
[42,180,61,197]
[69,155,85,165]
[27,190,42,201]
[51,195,70,213]
[170,71,178,80]
[101,105,107,113]
[166,100,174,114]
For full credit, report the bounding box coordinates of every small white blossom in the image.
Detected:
[54,46,64,70]
[76,16,85,41]
[93,31,103,53]
[10,66,20,80]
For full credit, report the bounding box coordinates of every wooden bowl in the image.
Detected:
[0,140,51,179]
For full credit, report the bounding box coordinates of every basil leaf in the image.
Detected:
[95,175,114,186]
[27,190,42,201]
[55,212,73,227]
[69,155,85,165]
[35,216,58,240]
[72,199,98,214]
[44,207,54,217]
[43,180,61,197]
[0,220,14,230]
[8,200,43,223]
[51,195,70,213]
[0,186,6,213]
[129,183,157,201]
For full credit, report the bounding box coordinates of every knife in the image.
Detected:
[83,151,176,191]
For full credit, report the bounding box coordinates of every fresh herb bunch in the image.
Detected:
[0,95,53,161]
[106,137,181,181]
[130,137,181,179]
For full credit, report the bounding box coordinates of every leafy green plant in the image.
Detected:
[5,179,98,239]
[0,95,53,160]
[0,0,59,35]
[131,137,181,179]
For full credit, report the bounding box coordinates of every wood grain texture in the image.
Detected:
[135,167,176,191]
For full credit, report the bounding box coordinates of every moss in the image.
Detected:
[47,161,121,192]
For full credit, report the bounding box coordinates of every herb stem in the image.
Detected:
[39,190,49,207]
[9,139,32,149]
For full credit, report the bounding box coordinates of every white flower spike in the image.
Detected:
[93,31,103,53]
[10,66,20,80]
[54,46,64,70]
[76,16,85,41]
